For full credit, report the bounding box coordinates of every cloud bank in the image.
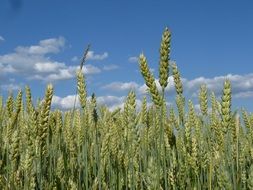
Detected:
[102,73,253,99]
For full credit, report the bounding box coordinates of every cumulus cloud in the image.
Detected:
[138,76,175,95]
[0,63,16,73]
[52,95,126,111]
[1,83,22,91]
[34,62,65,73]
[29,65,101,82]
[40,69,73,81]
[72,51,109,63]
[15,37,65,55]
[83,65,101,75]
[103,82,139,92]
[103,64,119,71]
[97,96,126,110]
[0,37,103,82]
[128,56,138,63]
[234,91,253,99]
[101,73,253,100]
[139,73,253,99]
[52,94,171,111]
[52,95,79,109]
[183,73,253,98]
[87,51,108,61]
[0,37,65,74]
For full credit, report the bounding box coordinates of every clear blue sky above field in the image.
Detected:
[0,0,253,111]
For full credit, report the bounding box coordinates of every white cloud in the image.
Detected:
[128,56,138,63]
[83,65,101,75]
[97,96,126,110]
[52,94,126,111]
[184,73,253,99]
[103,82,139,92]
[0,36,4,42]
[0,63,16,73]
[34,62,65,73]
[234,91,253,99]
[138,73,253,99]
[101,73,253,100]
[87,51,108,61]
[0,37,103,82]
[29,64,101,82]
[15,37,65,55]
[72,51,109,62]
[1,83,22,91]
[43,69,73,81]
[138,77,175,95]
[52,94,171,112]
[0,37,66,74]
[183,73,253,98]
[103,64,119,71]
[52,95,79,109]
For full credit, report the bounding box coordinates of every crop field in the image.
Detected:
[0,28,253,189]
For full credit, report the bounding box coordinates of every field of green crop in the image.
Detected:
[0,28,253,189]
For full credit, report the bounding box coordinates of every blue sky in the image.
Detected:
[0,0,253,111]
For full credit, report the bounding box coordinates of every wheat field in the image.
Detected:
[0,28,253,189]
